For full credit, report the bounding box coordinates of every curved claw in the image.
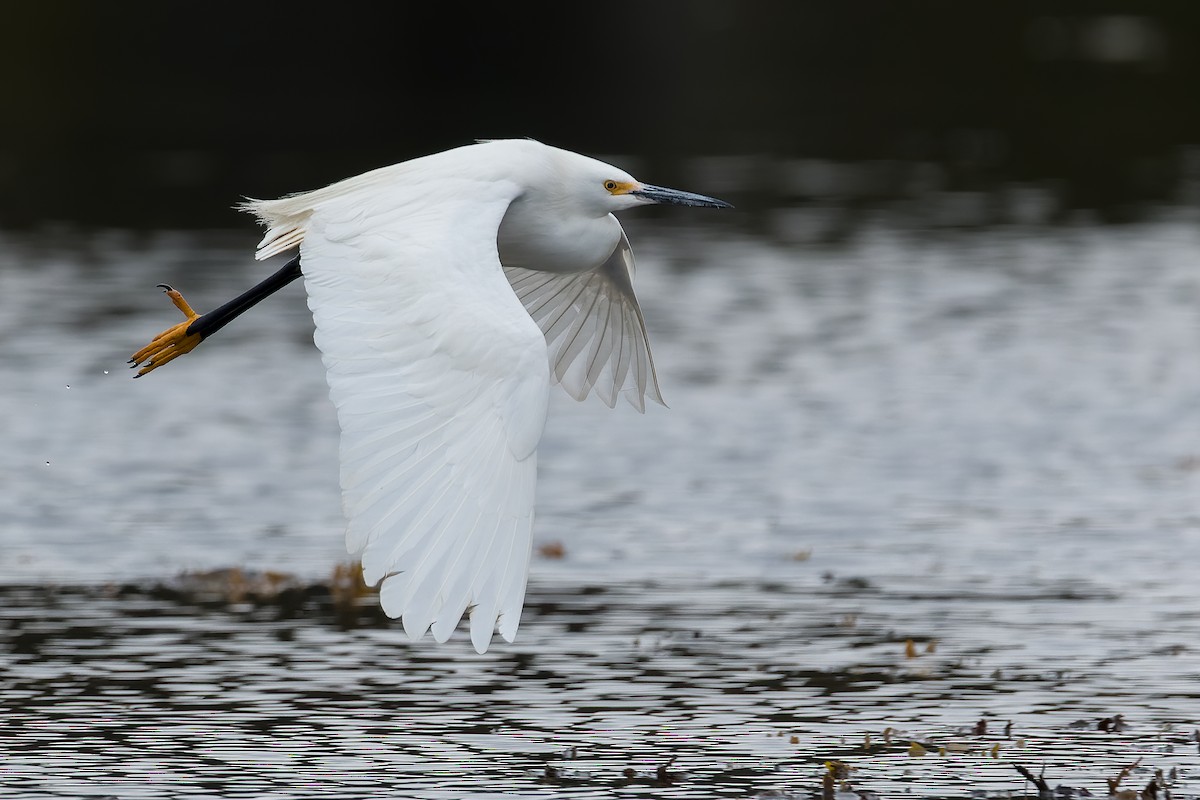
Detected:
[130,286,205,377]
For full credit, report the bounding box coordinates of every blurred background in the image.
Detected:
[3,2,1200,229]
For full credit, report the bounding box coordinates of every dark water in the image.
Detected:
[4,576,1200,799]
[2,216,1199,797]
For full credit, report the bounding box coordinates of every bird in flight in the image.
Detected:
[130,139,731,652]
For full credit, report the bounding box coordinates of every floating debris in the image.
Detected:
[1099,715,1129,733]
[822,760,854,800]
[537,540,566,559]
[1106,758,1144,797]
[112,565,390,628]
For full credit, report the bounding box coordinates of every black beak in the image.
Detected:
[631,184,733,209]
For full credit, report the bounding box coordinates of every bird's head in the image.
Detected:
[601,175,733,213]
[552,147,732,216]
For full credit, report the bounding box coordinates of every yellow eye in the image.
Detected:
[604,180,618,192]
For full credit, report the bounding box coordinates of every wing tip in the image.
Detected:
[470,607,497,653]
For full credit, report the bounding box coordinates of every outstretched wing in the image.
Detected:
[503,223,665,411]
[280,176,550,653]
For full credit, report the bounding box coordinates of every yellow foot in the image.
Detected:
[129,284,204,377]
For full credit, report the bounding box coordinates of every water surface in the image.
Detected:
[1,217,1198,797]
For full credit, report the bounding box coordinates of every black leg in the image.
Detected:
[187,254,303,341]
[131,254,304,377]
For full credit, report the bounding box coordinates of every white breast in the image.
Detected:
[496,194,622,274]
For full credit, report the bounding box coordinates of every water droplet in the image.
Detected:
[65,384,70,389]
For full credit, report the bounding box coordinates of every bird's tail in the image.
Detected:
[237,195,314,261]
[238,160,413,261]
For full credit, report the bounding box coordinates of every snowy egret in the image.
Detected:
[130,139,731,652]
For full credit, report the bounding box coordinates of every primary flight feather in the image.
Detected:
[130,139,731,652]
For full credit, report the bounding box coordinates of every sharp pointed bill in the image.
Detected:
[630,184,733,209]
[130,138,732,652]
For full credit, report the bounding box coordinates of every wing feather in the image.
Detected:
[539,279,593,344]
[583,292,616,392]
[553,286,604,385]
[503,223,664,410]
[279,174,548,653]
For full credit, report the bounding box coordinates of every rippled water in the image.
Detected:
[2,216,1199,797]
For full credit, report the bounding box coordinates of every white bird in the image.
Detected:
[130,139,731,652]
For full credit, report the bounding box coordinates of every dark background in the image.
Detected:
[2,1,1198,228]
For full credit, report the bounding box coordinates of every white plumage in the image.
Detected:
[138,139,729,652]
